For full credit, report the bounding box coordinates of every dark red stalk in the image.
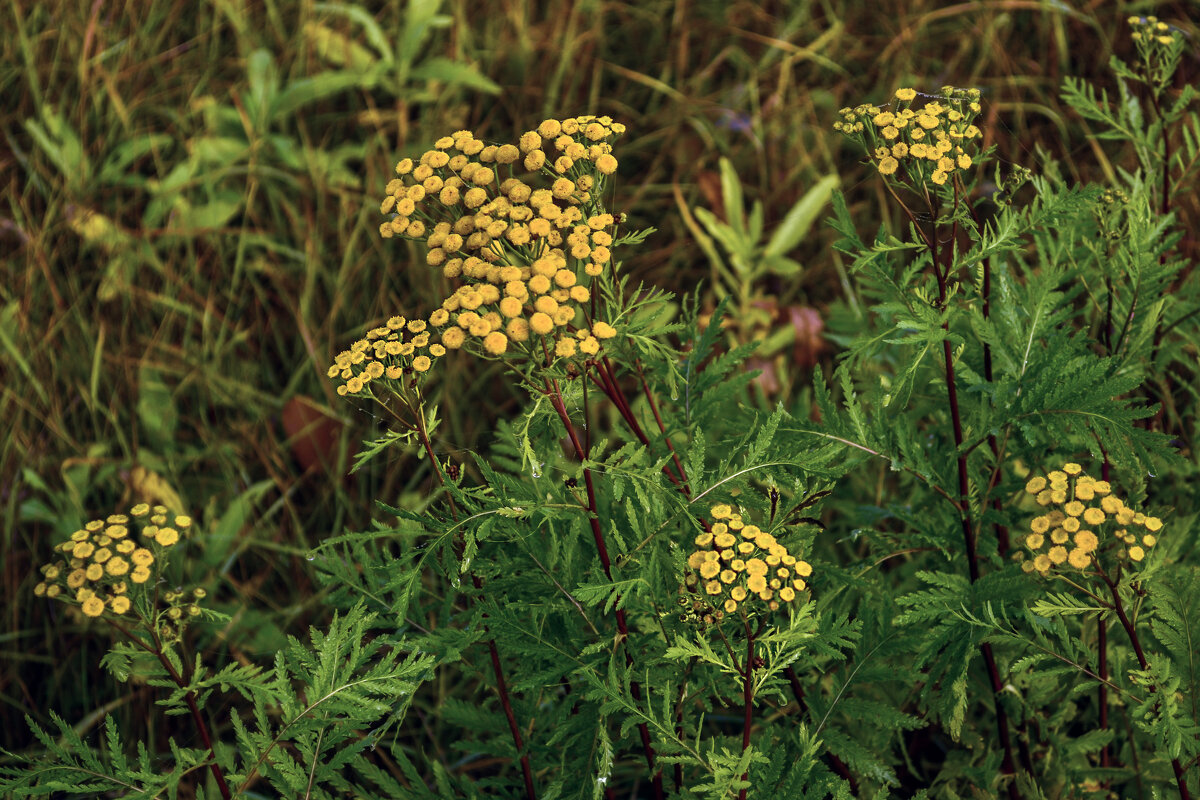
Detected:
[414,407,537,799]
[1099,570,1192,800]
[589,363,686,490]
[1099,457,1112,774]
[107,620,232,800]
[632,357,691,496]
[546,381,665,800]
[929,202,1022,800]
[737,624,756,800]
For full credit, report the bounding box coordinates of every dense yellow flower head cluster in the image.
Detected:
[1017,463,1162,575]
[33,504,192,619]
[685,504,812,617]
[834,86,983,189]
[377,117,627,364]
[327,314,445,397]
[1129,15,1179,47]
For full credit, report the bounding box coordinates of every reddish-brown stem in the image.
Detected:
[738,624,756,800]
[782,667,859,792]
[1098,616,1110,768]
[415,404,536,800]
[600,357,649,445]
[632,357,691,496]
[546,380,665,800]
[1100,569,1192,800]
[102,616,231,799]
[928,204,1022,800]
[1099,457,1112,774]
[148,640,232,799]
[980,252,1009,554]
[589,363,685,490]
[1147,86,1177,427]
[106,618,230,796]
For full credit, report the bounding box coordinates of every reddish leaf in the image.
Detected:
[788,305,825,369]
[281,395,349,474]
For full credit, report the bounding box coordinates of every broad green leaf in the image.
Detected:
[410,57,501,94]
[271,70,379,120]
[97,134,173,185]
[245,49,279,131]
[313,2,394,63]
[763,173,839,259]
[137,365,178,449]
[171,192,242,231]
[190,136,249,166]
[204,479,274,569]
[302,21,378,71]
[718,156,745,236]
[25,105,89,190]
[398,0,450,69]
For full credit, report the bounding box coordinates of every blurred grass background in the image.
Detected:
[1,0,1195,773]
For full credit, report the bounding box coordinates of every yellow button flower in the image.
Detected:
[81,596,106,617]
[745,558,768,576]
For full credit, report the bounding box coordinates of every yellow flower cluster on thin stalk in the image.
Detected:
[1129,15,1181,49]
[377,116,627,366]
[1128,16,1184,88]
[1016,463,1163,576]
[33,503,201,628]
[685,504,813,619]
[834,86,983,189]
[327,314,446,398]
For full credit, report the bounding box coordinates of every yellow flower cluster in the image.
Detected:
[834,86,983,188]
[327,314,446,397]
[378,117,627,364]
[1129,15,1179,47]
[1017,463,1162,575]
[33,504,190,618]
[685,504,812,617]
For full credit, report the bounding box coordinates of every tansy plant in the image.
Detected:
[807,20,1197,797]
[10,17,1200,800]
[309,115,849,800]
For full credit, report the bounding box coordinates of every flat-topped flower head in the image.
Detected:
[1019,463,1165,576]
[329,312,445,399]
[685,505,811,618]
[836,86,984,191]
[374,119,634,371]
[33,503,207,625]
